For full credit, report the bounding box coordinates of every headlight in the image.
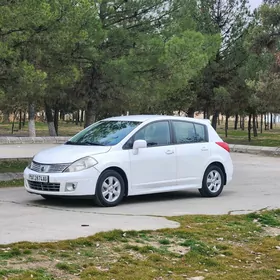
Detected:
[64,157,98,173]
[28,157,35,168]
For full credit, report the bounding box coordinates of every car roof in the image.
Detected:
[103,114,211,125]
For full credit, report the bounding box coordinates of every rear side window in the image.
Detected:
[172,121,208,144]
[194,123,207,142]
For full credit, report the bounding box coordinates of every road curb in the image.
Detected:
[229,144,280,156]
[0,136,69,144]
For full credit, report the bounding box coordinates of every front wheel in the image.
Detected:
[199,165,224,197]
[94,170,125,207]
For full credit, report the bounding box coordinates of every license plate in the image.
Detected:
[29,174,49,183]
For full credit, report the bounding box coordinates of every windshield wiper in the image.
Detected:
[83,141,105,146]
[65,141,76,145]
[65,140,105,146]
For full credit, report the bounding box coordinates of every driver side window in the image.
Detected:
[134,121,171,147]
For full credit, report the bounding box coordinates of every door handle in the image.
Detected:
[165,150,174,154]
[201,147,208,151]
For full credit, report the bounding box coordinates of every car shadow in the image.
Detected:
[27,189,233,209]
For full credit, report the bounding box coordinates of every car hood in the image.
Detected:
[33,144,111,164]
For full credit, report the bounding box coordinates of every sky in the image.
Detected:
[249,0,263,10]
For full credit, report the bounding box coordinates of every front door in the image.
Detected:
[128,121,177,194]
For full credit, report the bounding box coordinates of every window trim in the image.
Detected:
[122,120,173,150]
[170,120,209,145]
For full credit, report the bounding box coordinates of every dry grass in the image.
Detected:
[0,209,279,279]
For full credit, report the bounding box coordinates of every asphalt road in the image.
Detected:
[1,153,280,244]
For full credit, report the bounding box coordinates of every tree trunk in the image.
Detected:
[253,114,258,137]
[23,111,26,127]
[211,111,219,130]
[45,102,57,136]
[80,110,84,126]
[54,108,59,136]
[248,114,252,142]
[241,116,245,131]
[11,110,17,134]
[72,112,75,122]
[19,109,22,130]
[270,113,273,129]
[218,115,220,126]
[203,107,209,119]
[3,112,9,123]
[75,110,79,125]
[264,114,268,130]
[260,114,263,134]
[84,101,95,128]
[60,110,65,121]
[187,108,195,118]
[234,114,238,130]
[28,103,36,137]
[225,114,229,138]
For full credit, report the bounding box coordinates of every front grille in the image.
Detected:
[30,161,69,173]
[28,180,60,192]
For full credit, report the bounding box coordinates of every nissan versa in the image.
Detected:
[24,115,233,207]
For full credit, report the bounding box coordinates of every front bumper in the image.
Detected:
[24,166,101,196]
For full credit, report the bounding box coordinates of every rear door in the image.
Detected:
[171,120,210,187]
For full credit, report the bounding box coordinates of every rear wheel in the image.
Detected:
[94,170,125,207]
[199,165,224,197]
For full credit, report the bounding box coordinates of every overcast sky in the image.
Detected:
[249,0,263,10]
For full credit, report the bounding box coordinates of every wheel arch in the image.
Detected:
[207,162,227,185]
[101,166,129,196]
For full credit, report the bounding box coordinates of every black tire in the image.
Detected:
[41,195,61,200]
[199,165,224,197]
[94,170,125,207]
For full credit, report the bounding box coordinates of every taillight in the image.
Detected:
[216,142,230,152]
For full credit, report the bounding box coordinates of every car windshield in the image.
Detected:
[66,120,141,146]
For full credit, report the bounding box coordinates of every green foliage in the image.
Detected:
[0,0,222,127]
[0,0,280,135]
[0,160,29,173]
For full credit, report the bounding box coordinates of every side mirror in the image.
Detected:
[132,140,147,155]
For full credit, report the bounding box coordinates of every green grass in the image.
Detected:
[0,210,279,280]
[55,262,80,273]
[0,160,29,173]
[0,121,81,137]
[248,210,280,227]
[158,238,171,245]
[1,119,280,147]
[217,121,280,147]
[0,179,24,188]
[6,269,55,280]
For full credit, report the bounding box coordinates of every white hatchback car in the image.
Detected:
[24,115,233,207]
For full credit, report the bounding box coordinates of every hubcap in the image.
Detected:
[101,176,121,202]
[206,170,222,193]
